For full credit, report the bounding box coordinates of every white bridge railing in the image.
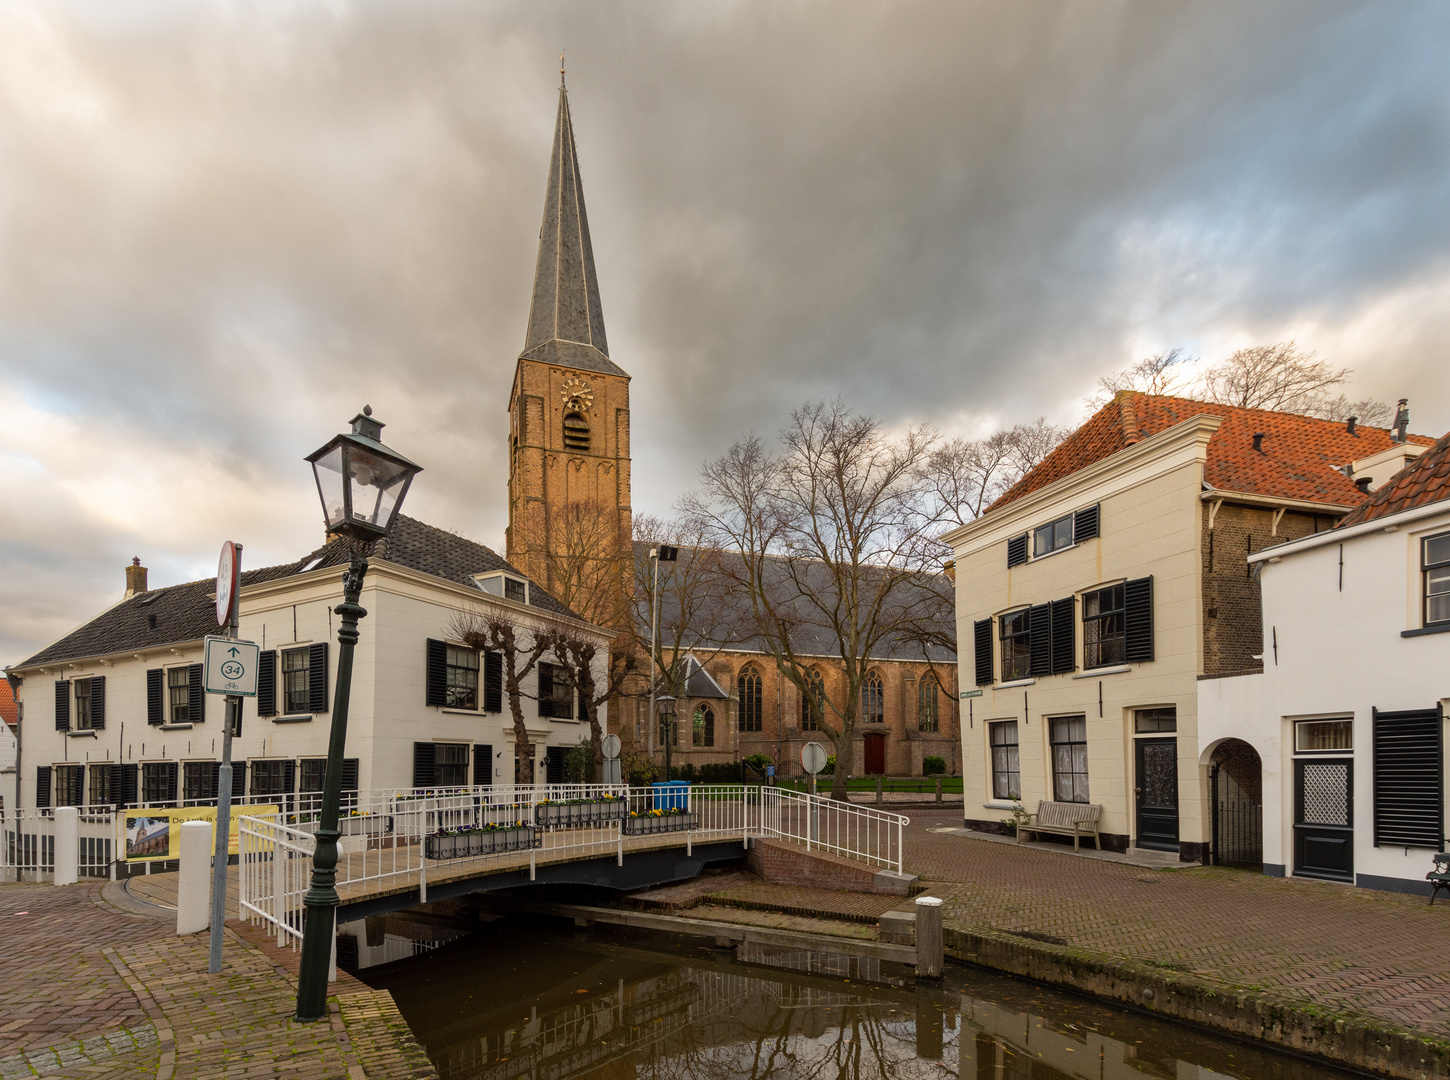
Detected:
[236,783,908,947]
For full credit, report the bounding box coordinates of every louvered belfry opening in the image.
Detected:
[562,408,590,451]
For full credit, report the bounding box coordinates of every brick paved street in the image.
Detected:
[0,882,435,1080]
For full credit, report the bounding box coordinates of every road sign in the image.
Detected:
[601,734,621,760]
[203,635,260,697]
[800,741,829,775]
[216,542,239,628]
[959,689,982,700]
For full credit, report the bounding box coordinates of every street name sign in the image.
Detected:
[203,635,260,697]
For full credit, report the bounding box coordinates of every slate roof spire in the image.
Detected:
[519,75,626,378]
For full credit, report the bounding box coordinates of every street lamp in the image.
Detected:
[295,407,421,1023]
[656,695,677,782]
[646,544,678,765]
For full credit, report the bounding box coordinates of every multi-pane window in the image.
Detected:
[142,762,175,805]
[446,646,479,710]
[1033,513,1074,558]
[183,762,217,802]
[989,722,1020,800]
[800,669,825,731]
[1082,584,1126,669]
[1295,719,1353,753]
[1049,715,1089,803]
[87,764,112,806]
[861,673,884,724]
[917,677,940,733]
[1134,708,1177,733]
[738,665,763,733]
[1424,532,1450,626]
[504,577,527,604]
[282,648,311,714]
[75,679,93,730]
[435,744,469,786]
[999,610,1031,681]
[54,764,84,808]
[299,759,327,793]
[693,705,715,748]
[251,760,290,797]
[168,667,191,724]
[538,663,575,719]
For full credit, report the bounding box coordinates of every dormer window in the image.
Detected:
[475,571,528,605]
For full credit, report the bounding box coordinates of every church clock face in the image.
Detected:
[559,376,594,410]
[560,376,594,451]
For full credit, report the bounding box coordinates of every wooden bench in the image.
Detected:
[1429,853,1450,906]
[1017,800,1103,852]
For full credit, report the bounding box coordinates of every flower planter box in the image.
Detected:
[534,800,627,828]
[425,826,540,860]
[622,812,699,837]
[341,815,388,837]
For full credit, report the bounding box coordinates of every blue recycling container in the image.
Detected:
[650,781,691,811]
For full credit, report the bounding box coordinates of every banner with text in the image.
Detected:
[122,805,280,862]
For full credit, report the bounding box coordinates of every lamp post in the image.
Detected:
[646,544,678,766]
[656,694,676,782]
[294,406,421,1023]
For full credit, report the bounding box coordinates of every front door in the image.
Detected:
[1294,758,1353,881]
[863,733,887,776]
[1135,738,1179,851]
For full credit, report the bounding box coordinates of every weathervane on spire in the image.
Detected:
[560,49,565,86]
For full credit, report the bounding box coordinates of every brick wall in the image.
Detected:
[745,838,881,892]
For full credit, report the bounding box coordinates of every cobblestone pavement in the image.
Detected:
[0,881,435,1080]
[895,809,1450,1037]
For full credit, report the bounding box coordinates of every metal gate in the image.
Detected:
[1210,762,1262,867]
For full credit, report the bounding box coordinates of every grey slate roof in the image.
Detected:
[13,516,575,670]
[679,654,728,699]
[634,543,955,664]
[519,82,627,381]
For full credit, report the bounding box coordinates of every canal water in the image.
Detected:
[361,916,1362,1080]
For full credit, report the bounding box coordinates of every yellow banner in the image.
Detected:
[122,805,280,862]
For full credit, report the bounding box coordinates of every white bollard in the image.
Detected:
[53,806,79,886]
[176,820,212,934]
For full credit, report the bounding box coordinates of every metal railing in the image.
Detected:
[1,806,117,881]
[236,814,316,949]
[759,786,907,873]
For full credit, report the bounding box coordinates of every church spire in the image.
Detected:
[520,79,626,378]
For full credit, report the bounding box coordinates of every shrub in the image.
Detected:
[822,754,836,775]
[923,756,947,776]
[697,762,744,784]
[742,753,773,773]
[674,762,697,782]
[564,738,593,783]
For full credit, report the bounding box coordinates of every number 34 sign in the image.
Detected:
[203,635,261,697]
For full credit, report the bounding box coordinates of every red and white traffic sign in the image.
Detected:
[216,541,239,628]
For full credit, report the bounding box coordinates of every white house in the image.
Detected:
[1199,429,1450,892]
[4,515,610,812]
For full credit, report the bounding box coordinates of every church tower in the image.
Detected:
[506,74,632,627]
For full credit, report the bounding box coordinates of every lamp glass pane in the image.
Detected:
[346,449,412,529]
[312,445,347,529]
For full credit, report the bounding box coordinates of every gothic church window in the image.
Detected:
[738,664,763,733]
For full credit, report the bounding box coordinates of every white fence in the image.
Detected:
[1,806,117,882]
[236,783,908,948]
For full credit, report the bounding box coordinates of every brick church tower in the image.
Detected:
[506,75,632,627]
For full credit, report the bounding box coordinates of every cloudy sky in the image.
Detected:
[2,0,1448,663]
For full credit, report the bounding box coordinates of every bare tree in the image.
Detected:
[923,416,1070,531]
[1084,348,1197,412]
[448,609,552,785]
[519,498,633,633]
[550,625,647,782]
[688,400,941,800]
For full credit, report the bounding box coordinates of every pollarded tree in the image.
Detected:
[688,400,942,800]
[448,609,552,785]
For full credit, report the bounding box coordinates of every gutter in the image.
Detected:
[1248,497,1450,564]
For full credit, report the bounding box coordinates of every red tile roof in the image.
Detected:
[0,680,15,727]
[988,392,1436,513]
[1336,429,1450,528]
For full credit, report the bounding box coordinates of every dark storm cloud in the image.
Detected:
[1,0,1447,661]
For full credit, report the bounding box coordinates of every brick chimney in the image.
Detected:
[125,557,148,599]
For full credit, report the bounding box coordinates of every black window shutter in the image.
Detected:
[973,619,994,686]
[231,761,247,798]
[537,664,550,718]
[90,676,106,730]
[413,742,436,788]
[257,651,277,717]
[341,758,359,792]
[147,669,164,725]
[283,760,296,794]
[1007,534,1029,568]
[1124,576,1155,662]
[164,762,179,804]
[36,766,51,808]
[1028,603,1053,678]
[1074,504,1100,542]
[425,639,448,707]
[55,680,70,731]
[69,767,84,807]
[1050,597,1076,675]
[118,763,138,807]
[545,748,564,785]
[473,744,492,786]
[1372,706,1444,849]
[483,651,503,713]
[188,664,204,724]
[308,643,329,713]
[231,699,242,740]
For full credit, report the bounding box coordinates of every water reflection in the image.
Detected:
[363,919,1358,1080]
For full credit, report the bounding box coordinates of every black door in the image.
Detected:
[1135,738,1179,851]
[1294,758,1353,881]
